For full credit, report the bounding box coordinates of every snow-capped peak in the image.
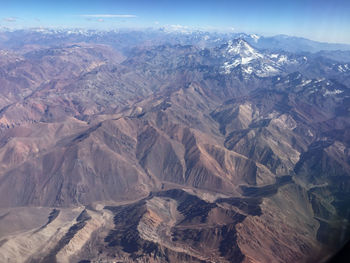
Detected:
[221,38,299,78]
[226,39,263,59]
[250,34,260,42]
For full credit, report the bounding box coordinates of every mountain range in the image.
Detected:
[0,29,349,263]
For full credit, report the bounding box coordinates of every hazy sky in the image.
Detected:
[1,0,350,44]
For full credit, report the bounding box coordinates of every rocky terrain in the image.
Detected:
[0,29,349,262]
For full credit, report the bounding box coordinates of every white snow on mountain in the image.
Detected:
[337,64,350,73]
[255,65,279,77]
[227,39,263,59]
[316,78,326,83]
[300,79,312,86]
[221,39,294,77]
[243,66,253,74]
[223,61,239,74]
[278,55,288,63]
[324,89,344,96]
[250,34,260,42]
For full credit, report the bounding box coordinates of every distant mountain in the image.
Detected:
[315,50,350,63]
[0,30,349,263]
[1,28,350,55]
[247,34,350,53]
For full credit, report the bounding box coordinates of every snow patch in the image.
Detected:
[250,34,260,42]
[316,78,326,83]
[301,79,312,86]
[338,65,349,72]
[222,60,241,74]
[243,66,253,74]
[324,89,343,96]
[241,57,253,64]
[255,65,278,77]
[278,55,288,63]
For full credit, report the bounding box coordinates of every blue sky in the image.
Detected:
[1,0,350,44]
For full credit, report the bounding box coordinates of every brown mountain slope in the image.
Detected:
[0,40,349,262]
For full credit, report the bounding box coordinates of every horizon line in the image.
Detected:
[0,26,350,46]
